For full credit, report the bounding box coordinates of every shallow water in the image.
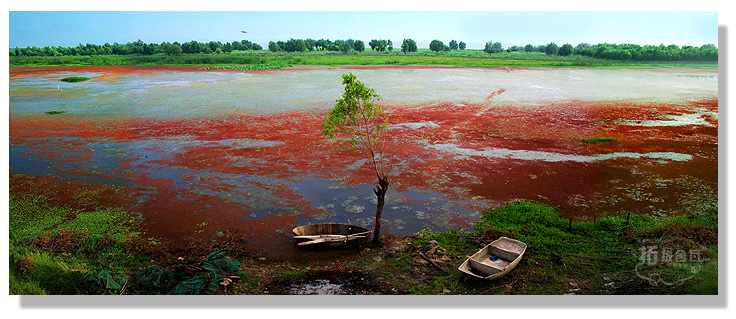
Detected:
[10,66,718,117]
[9,66,718,258]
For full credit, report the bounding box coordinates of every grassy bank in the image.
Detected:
[10,174,717,295]
[9,50,718,69]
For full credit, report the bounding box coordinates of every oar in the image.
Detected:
[297,234,370,246]
[294,230,372,240]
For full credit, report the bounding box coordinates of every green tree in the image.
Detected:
[268,41,280,52]
[401,39,417,54]
[545,42,559,55]
[459,41,466,50]
[558,43,573,56]
[353,39,365,52]
[322,73,389,244]
[449,39,458,50]
[429,39,445,52]
[161,42,182,56]
[484,41,502,54]
[338,41,352,54]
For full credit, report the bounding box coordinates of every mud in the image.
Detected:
[9,66,718,260]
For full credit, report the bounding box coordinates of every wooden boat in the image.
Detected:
[292,223,372,248]
[458,237,527,280]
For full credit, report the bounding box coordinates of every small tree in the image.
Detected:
[449,39,458,50]
[558,43,574,56]
[429,39,445,52]
[459,41,466,50]
[545,42,559,55]
[401,39,418,54]
[322,73,389,244]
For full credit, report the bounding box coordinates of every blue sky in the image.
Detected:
[8,11,718,50]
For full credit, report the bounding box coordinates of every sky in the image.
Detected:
[8,9,719,50]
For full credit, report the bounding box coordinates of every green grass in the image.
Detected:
[403,200,717,294]
[60,76,90,82]
[9,192,148,294]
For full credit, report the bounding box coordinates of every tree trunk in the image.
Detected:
[372,176,390,244]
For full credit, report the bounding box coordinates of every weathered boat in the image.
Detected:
[292,223,372,248]
[458,236,527,280]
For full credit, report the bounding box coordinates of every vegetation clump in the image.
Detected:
[60,76,90,83]
[576,137,618,144]
[199,63,291,71]
[44,110,66,115]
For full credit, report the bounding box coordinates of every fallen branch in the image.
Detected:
[418,251,448,274]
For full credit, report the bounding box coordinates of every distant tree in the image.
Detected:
[449,39,458,50]
[161,42,182,56]
[353,39,365,52]
[387,40,393,52]
[401,39,417,54]
[375,40,388,52]
[368,39,378,51]
[429,39,445,52]
[558,43,573,56]
[322,73,389,244]
[545,42,559,55]
[268,41,280,52]
[305,38,316,51]
[284,38,306,52]
[524,44,534,52]
[208,41,222,53]
[338,41,352,54]
[222,43,233,53]
[484,41,503,54]
[459,41,466,50]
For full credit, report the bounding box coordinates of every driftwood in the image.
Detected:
[418,251,448,274]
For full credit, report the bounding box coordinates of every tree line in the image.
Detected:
[477,40,718,62]
[10,38,718,62]
[9,39,263,57]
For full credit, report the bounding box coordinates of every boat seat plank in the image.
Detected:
[486,246,521,262]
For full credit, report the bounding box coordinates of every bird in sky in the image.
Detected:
[241,31,247,33]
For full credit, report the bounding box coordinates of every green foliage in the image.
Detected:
[44,110,67,115]
[558,43,574,56]
[449,40,459,50]
[545,42,559,55]
[9,193,66,244]
[576,137,618,144]
[483,41,503,54]
[401,38,418,54]
[60,76,90,82]
[278,269,309,280]
[429,39,445,52]
[322,73,387,178]
[199,63,291,72]
[10,249,88,294]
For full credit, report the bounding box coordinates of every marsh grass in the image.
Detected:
[576,137,618,144]
[60,76,90,83]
